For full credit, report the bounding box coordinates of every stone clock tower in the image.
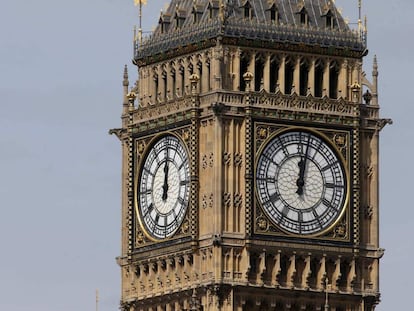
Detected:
[110,1,391,310]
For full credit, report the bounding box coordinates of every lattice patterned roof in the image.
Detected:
[135,0,365,62]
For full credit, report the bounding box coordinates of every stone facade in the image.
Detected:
[110,1,391,310]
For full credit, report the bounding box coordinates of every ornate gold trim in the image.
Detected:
[253,124,351,239]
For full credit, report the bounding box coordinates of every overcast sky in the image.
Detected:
[0,1,411,310]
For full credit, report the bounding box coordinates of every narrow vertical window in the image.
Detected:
[171,70,176,99]
[179,66,185,97]
[300,59,309,96]
[162,73,167,101]
[329,61,340,99]
[314,60,324,97]
[255,54,265,91]
[324,10,336,29]
[154,75,159,101]
[240,52,249,91]
[270,56,279,93]
[267,3,279,24]
[206,60,211,91]
[197,61,203,93]
[244,1,252,19]
[285,58,295,94]
[299,8,309,26]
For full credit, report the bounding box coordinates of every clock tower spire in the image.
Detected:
[111,1,390,310]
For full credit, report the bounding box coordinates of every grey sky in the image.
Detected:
[0,1,410,310]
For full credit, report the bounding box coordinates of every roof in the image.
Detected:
[135,0,366,62]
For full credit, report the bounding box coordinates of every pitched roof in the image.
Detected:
[135,0,365,62]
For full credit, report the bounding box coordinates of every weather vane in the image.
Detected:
[134,0,147,44]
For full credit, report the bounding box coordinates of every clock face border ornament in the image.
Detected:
[135,133,190,241]
[255,127,349,237]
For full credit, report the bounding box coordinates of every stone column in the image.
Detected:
[202,53,209,93]
[248,52,256,90]
[339,59,348,99]
[323,60,330,97]
[233,48,241,91]
[308,58,315,96]
[294,57,300,94]
[167,62,174,100]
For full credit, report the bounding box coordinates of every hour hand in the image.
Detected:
[296,158,305,195]
[162,162,169,200]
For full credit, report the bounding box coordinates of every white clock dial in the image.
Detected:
[256,130,347,235]
[137,135,190,240]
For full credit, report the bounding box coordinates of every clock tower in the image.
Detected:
[111,1,390,310]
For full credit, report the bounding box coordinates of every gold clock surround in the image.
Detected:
[253,124,352,241]
[134,129,192,244]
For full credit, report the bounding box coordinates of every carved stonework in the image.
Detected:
[135,230,146,246]
[202,153,214,169]
[233,193,243,208]
[223,192,232,208]
[332,221,348,239]
[202,193,214,209]
[234,153,243,167]
[223,152,232,166]
[257,127,268,140]
[257,217,269,231]
[365,205,374,219]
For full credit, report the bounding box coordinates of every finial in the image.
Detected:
[123,65,129,86]
[219,0,225,22]
[324,278,329,311]
[364,15,367,33]
[358,0,362,32]
[243,72,254,92]
[96,289,99,311]
[373,55,378,81]
[134,0,147,44]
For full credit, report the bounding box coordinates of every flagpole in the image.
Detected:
[139,1,143,44]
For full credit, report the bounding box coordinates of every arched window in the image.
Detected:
[192,6,203,24]
[243,1,253,19]
[270,4,279,23]
[298,7,309,26]
[323,10,336,29]
[174,11,185,29]
[158,15,170,34]
[208,2,218,19]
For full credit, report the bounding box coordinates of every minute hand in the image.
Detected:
[296,137,310,195]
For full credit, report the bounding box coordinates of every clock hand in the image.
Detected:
[296,135,310,195]
[162,161,169,201]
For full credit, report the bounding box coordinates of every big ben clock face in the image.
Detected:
[136,134,190,240]
[256,129,348,235]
